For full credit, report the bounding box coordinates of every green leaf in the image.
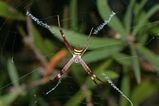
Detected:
[135,0,148,16]
[63,6,69,29]
[119,68,130,106]
[130,44,141,83]
[51,26,123,50]
[0,92,19,106]
[113,53,132,66]
[137,33,149,44]
[7,59,19,87]
[65,91,84,106]
[150,25,159,37]
[124,0,135,33]
[83,45,122,63]
[132,4,159,36]
[131,81,158,105]
[38,97,50,106]
[136,21,159,44]
[71,64,86,84]
[31,24,54,58]
[0,1,25,20]
[85,59,118,92]
[136,45,159,73]
[70,0,78,31]
[29,69,40,106]
[65,60,114,106]
[18,23,55,59]
[17,26,26,37]
[103,70,119,79]
[96,59,113,71]
[0,86,25,106]
[97,0,127,38]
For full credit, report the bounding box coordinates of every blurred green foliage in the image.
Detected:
[0,0,159,106]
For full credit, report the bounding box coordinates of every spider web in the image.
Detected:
[0,0,157,106]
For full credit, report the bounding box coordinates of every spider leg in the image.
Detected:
[57,15,74,54]
[79,58,104,84]
[81,28,94,56]
[50,57,74,81]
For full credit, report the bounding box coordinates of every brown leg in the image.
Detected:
[81,28,94,56]
[57,15,74,54]
[50,57,74,81]
[79,58,104,84]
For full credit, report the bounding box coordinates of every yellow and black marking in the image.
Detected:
[74,48,83,55]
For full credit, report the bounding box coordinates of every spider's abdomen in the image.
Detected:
[73,48,82,55]
[73,47,82,63]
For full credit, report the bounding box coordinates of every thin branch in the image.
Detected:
[25,16,48,69]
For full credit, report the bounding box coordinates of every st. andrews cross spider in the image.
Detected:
[52,15,104,85]
[26,12,133,105]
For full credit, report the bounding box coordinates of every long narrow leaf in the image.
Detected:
[124,0,135,33]
[83,45,122,63]
[150,25,159,37]
[119,67,130,106]
[113,53,132,66]
[0,1,25,20]
[131,81,158,105]
[0,92,20,106]
[136,45,159,73]
[31,24,55,58]
[65,60,116,106]
[130,44,141,83]
[70,0,78,31]
[132,5,159,36]
[65,91,85,106]
[51,26,123,50]
[7,59,19,87]
[135,0,148,16]
[97,0,126,38]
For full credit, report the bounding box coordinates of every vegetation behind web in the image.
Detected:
[0,0,159,106]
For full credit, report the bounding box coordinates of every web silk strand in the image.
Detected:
[93,11,116,34]
[46,78,62,95]
[102,73,133,106]
[26,11,52,32]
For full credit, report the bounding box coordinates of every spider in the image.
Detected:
[26,12,133,105]
[51,15,104,85]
